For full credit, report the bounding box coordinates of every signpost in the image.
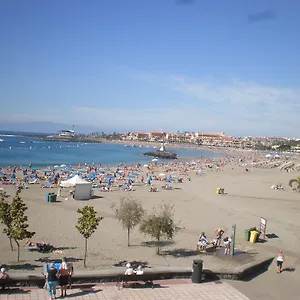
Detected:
[230,224,236,256]
[260,217,267,240]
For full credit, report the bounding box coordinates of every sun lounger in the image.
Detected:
[29,178,38,184]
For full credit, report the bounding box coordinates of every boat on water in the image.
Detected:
[20,141,26,144]
[0,139,4,142]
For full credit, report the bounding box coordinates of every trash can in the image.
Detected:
[48,193,55,202]
[191,259,203,283]
[46,193,49,202]
[244,229,250,241]
[49,194,57,202]
[220,188,225,194]
[216,188,221,195]
[250,231,259,243]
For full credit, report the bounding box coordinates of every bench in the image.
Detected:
[0,278,16,290]
[116,274,155,290]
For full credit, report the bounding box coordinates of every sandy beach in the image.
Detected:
[1,150,300,274]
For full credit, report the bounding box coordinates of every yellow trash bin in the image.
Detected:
[250,231,259,243]
[216,188,221,194]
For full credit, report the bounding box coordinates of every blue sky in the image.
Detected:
[1,0,300,137]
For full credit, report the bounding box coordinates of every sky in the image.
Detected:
[1,0,300,137]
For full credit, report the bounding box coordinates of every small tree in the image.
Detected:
[76,206,103,267]
[140,204,179,255]
[0,191,14,251]
[9,190,35,261]
[113,197,144,247]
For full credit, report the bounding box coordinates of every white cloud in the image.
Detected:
[126,69,300,136]
[2,68,300,137]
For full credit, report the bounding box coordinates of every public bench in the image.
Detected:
[0,278,17,290]
[116,273,157,289]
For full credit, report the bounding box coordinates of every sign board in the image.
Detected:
[230,224,236,256]
[260,217,267,240]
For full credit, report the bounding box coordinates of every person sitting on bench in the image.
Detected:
[0,267,10,290]
[133,265,144,275]
[124,263,134,275]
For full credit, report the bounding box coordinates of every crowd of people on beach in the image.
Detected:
[0,153,270,195]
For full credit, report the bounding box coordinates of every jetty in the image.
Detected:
[143,144,178,159]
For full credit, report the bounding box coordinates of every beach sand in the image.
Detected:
[1,152,300,273]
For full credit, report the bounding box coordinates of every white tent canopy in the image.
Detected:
[60,175,91,187]
[60,175,92,200]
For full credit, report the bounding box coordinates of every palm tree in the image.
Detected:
[289,177,300,192]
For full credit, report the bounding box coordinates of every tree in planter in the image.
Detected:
[0,191,14,251]
[140,204,179,255]
[9,190,35,261]
[76,206,103,268]
[113,197,144,247]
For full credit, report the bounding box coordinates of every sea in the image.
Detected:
[0,131,222,168]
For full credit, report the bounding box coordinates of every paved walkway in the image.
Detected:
[0,280,250,300]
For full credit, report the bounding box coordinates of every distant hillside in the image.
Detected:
[0,121,101,134]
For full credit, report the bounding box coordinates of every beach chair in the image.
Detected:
[29,178,38,184]
[43,181,52,188]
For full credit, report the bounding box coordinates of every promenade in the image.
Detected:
[0,280,250,300]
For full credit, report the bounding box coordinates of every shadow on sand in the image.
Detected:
[141,240,175,248]
[35,257,82,263]
[283,267,296,273]
[162,248,199,258]
[1,263,40,271]
[266,233,279,239]
[114,260,149,268]
[54,246,77,251]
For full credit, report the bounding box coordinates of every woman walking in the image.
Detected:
[46,263,59,300]
[276,250,285,273]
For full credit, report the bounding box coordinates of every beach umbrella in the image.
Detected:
[128,175,136,179]
[159,173,166,177]
[60,164,67,168]
[105,175,114,179]
[0,172,6,177]
[31,167,39,171]
[131,172,139,176]
[152,158,158,162]
[143,164,149,167]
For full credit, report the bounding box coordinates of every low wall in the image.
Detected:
[0,257,274,288]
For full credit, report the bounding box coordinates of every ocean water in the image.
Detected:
[0,132,221,168]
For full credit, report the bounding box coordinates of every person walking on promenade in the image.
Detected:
[276,250,285,273]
